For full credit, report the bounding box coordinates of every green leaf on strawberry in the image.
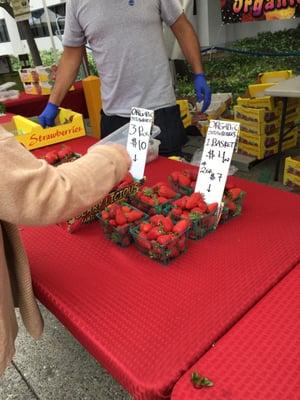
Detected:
[191,371,214,389]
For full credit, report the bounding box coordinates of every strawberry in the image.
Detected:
[109,219,117,227]
[185,193,203,210]
[157,185,177,199]
[178,174,191,187]
[226,200,237,212]
[177,235,186,251]
[228,188,242,201]
[122,205,131,213]
[173,219,189,234]
[127,210,144,222]
[152,181,167,189]
[190,207,205,215]
[101,210,110,220]
[170,171,180,182]
[197,202,208,213]
[57,145,73,160]
[157,196,168,204]
[147,226,163,240]
[173,197,188,209]
[140,195,155,206]
[150,215,166,225]
[161,216,173,232]
[157,234,174,245]
[169,247,180,258]
[171,207,182,218]
[115,209,127,226]
[140,222,152,233]
[44,150,59,165]
[207,202,218,213]
[108,203,118,218]
[137,232,151,250]
[182,210,190,219]
[116,172,134,189]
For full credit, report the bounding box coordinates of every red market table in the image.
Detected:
[0,112,15,124]
[171,263,300,400]
[3,81,88,118]
[21,137,300,400]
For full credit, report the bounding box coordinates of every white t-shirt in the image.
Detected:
[63,0,183,117]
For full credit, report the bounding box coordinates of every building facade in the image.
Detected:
[0,0,298,59]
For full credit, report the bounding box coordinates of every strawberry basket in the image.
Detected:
[96,202,148,247]
[129,183,180,216]
[130,215,190,264]
[220,187,246,224]
[168,169,198,196]
[169,193,218,240]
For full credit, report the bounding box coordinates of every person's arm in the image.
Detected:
[39,0,86,127]
[171,13,203,74]
[170,13,211,112]
[0,129,131,226]
[48,46,84,106]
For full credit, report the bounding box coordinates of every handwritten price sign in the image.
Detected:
[127,107,154,180]
[195,120,240,205]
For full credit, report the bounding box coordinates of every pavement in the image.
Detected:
[1,132,299,400]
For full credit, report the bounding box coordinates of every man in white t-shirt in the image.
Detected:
[39,0,211,156]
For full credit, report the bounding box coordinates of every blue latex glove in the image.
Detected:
[38,102,59,128]
[193,73,212,113]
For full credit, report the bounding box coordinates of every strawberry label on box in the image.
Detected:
[59,174,143,233]
[127,107,154,181]
[195,120,240,207]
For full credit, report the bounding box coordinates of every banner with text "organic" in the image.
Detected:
[220,0,300,23]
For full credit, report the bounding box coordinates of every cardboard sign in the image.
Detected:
[195,120,240,206]
[127,107,154,180]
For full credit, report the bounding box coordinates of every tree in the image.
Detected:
[0,0,42,66]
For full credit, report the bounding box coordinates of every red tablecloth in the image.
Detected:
[0,112,15,124]
[171,264,300,400]
[21,137,300,400]
[3,81,88,118]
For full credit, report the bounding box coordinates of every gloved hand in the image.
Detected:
[193,73,212,113]
[38,102,59,128]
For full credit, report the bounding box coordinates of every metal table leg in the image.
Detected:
[274,97,288,181]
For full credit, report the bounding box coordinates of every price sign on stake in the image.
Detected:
[195,119,240,206]
[127,107,154,181]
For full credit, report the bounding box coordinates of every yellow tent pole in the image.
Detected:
[82,76,102,138]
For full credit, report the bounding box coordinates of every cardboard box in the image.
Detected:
[238,142,278,159]
[248,83,274,98]
[236,119,279,136]
[237,96,275,111]
[239,131,279,149]
[281,128,298,151]
[19,65,74,95]
[258,70,293,84]
[234,105,278,125]
[283,171,300,189]
[3,108,85,150]
[284,156,300,179]
[177,99,192,128]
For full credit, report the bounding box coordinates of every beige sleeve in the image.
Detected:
[0,132,130,226]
